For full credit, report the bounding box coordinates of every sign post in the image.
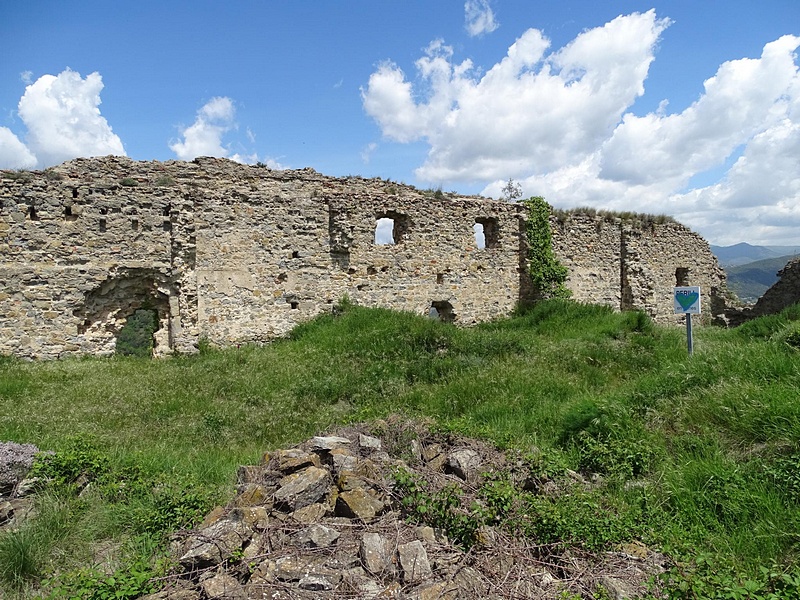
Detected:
[674,286,701,355]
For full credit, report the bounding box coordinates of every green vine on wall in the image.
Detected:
[522,196,571,300]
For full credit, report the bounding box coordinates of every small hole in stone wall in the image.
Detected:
[27,205,38,221]
[131,219,139,231]
[367,266,377,276]
[163,220,172,232]
[429,300,455,323]
[64,206,78,222]
[72,188,78,199]
[290,300,299,310]
[276,272,287,283]
[99,218,107,233]
[675,267,690,286]
[163,204,171,217]
[381,266,388,273]
[437,273,444,285]
[292,250,300,258]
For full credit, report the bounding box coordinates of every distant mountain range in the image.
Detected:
[711,243,800,302]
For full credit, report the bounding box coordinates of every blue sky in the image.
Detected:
[2,1,799,246]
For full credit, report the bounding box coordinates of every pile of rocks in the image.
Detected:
[144,421,665,599]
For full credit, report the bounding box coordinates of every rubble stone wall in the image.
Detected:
[0,156,726,359]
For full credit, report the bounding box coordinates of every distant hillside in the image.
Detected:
[726,255,796,302]
[712,243,782,267]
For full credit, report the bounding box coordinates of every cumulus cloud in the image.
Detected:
[465,0,498,37]
[170,97,237,160]
[0,127,37,169]
[364,11,800,245]
[170,97,283,168]
[363,10,670,182]
[0,68,125,169]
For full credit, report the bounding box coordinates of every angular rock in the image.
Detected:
[179,518,252,568]
[0,500,13,524]
[336,489,385,521]
[294,523,340,548]
[232,483,271,507]
[298,574,336,591]
[309,436,352,451]
[330,447,358,473]
[446,448,482,481]
[273,466,331,511]
[0,442,39,496]
[359,434,382,452]
[271,448,318,473]
[274,556,341,584]
[398,540,432,584]
[202,571,245,600]
[230,506,269,530]
[291,502,327,523]
[360,532,395,575]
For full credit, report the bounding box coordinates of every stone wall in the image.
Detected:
[551,213,727,325]
[0,157,727,359]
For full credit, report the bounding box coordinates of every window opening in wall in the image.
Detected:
[429,300,455,323]
[375,218,395,245]
[290,300,299,310]
[131,219,139,231]
[64,206,78,222]
[475,217,499,248]
[292,250,300,259]
[163,204,171,217]
[115,308,159,358]
[375,211,409,245]
[675,267,690,286]
[436,273,444,285]
[99,218,107,233]
[72,188,78,199]
[26,204,38,221]
[474,223,485,249]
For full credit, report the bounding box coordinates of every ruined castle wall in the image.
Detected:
[551,214,726,325]
[0,157,729,359]
[551,215,622,308]
[0,157,525,358]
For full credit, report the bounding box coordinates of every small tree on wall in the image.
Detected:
[522,196,571,299]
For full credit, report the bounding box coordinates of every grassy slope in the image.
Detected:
[1,300,800,597]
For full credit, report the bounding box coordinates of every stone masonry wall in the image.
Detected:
[551,213,727,325]
[0,157,727,359]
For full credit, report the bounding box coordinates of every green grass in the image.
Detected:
[1,299,800,597]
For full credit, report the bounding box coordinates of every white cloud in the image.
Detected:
[361,142,378,163]
[363,11,670,182]
[465,0,498,37]
[365,11,800,245]
[0,127,37,169]
[170,97,237,160]
[3,68,125,169]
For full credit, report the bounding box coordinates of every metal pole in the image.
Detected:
[686,313,693,356]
